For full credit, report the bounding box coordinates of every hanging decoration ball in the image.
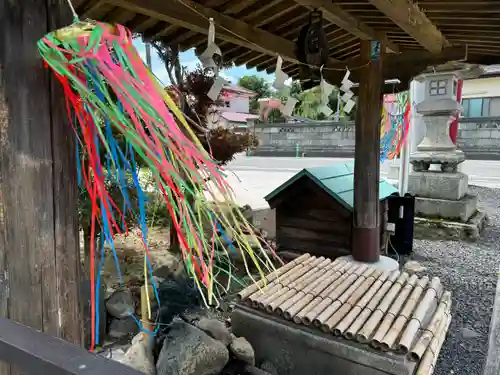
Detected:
[38,20,277,350]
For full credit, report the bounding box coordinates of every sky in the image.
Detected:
[133,39,275,86]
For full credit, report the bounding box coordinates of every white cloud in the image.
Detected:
[220,71,236,83]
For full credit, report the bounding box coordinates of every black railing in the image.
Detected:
[0,317,143,375]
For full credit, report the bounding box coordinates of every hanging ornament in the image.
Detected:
[207,76,228,101]
[281,96,298,117]
[319,65,334,116]
[340,69,356,114]
[273,56,289,90]
[296,10,329,90]
[199,18,222,73]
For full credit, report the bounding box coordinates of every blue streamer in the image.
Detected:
[95,234,106,345]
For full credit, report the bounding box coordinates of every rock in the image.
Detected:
[156,278,200,326]
[259,361,278,375]
[102,347,127,363]
[108,317,139,340]
[151,276,165,285]
[156,318,229,375]
[153,252,183,279]
[230,336,255,366]
[196,318,232,346]
[106,290,135,318]
[403,260,427,273]
[244,365,274,375]
[105,287,116,300]
[118,333,156,375]
[460,327,480,339]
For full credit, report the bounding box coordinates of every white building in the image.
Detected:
[461,65,500,119]
[207,83,259,131]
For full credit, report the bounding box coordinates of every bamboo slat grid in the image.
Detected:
[237,254,452,375]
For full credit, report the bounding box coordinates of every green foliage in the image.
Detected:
[205,127,259,165]
[237,75,272,114]
[290,83,355,121]
[236,75,353,122]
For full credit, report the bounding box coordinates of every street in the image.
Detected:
[222,155,500,208]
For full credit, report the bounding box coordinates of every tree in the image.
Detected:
[237,75,272,114]
[290,83,352,121]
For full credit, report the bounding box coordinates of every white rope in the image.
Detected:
[65,0,79,21]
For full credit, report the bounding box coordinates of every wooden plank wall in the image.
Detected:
[273,178,389,258]
[274,178,352,258]
[0,3,83,375]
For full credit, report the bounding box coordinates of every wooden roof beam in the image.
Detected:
[290,0,399,53]
[323,44,468,88]
[366,0,448,53]
[105,0,341,64]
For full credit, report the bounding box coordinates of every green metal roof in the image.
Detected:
[264,162,398,211]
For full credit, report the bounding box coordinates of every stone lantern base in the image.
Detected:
[408,170,488,240]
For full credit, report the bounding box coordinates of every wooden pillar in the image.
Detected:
[352,39,385,263]
[0,2,82,373]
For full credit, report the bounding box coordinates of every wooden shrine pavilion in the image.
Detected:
[1,0,500,371]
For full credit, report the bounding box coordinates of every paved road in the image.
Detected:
[223,155,500,208]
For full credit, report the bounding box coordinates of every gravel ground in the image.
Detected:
[403,185,499,375]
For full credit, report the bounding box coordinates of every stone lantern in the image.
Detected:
[408,67,488,240]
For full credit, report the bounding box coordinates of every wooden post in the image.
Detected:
[0,2,82,374]
[352,39,385,263]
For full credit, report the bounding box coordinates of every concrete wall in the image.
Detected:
[252,121,356,157]
[458,118,500,159]
[252,118,500,159]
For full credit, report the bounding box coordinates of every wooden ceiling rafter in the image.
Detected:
[214,3,307,66]
[223,18,346,68]
[233,23,350,70]
[366,0,448,53]
[80,0,114,18]
[233,24,348,64]
[182,0,299,54]
[109,7,137,25]
[150,25,180,41]
[290,0,399,53]
[71,0,499,90]
[256,33,359,72]
[103,0,343,67]
[130,16,159,33]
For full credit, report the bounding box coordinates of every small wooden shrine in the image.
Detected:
[265,163,397,258]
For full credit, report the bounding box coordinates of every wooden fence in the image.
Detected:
[0,317,143,375]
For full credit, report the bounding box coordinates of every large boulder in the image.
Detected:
[156,318,229,375]
[153,252,184,279]
[229,336,255,366]
[196,318,232,346]
[155,277,200,326]
[105,290,135,318]
[117,333,156,375]
[108,316,139,340]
